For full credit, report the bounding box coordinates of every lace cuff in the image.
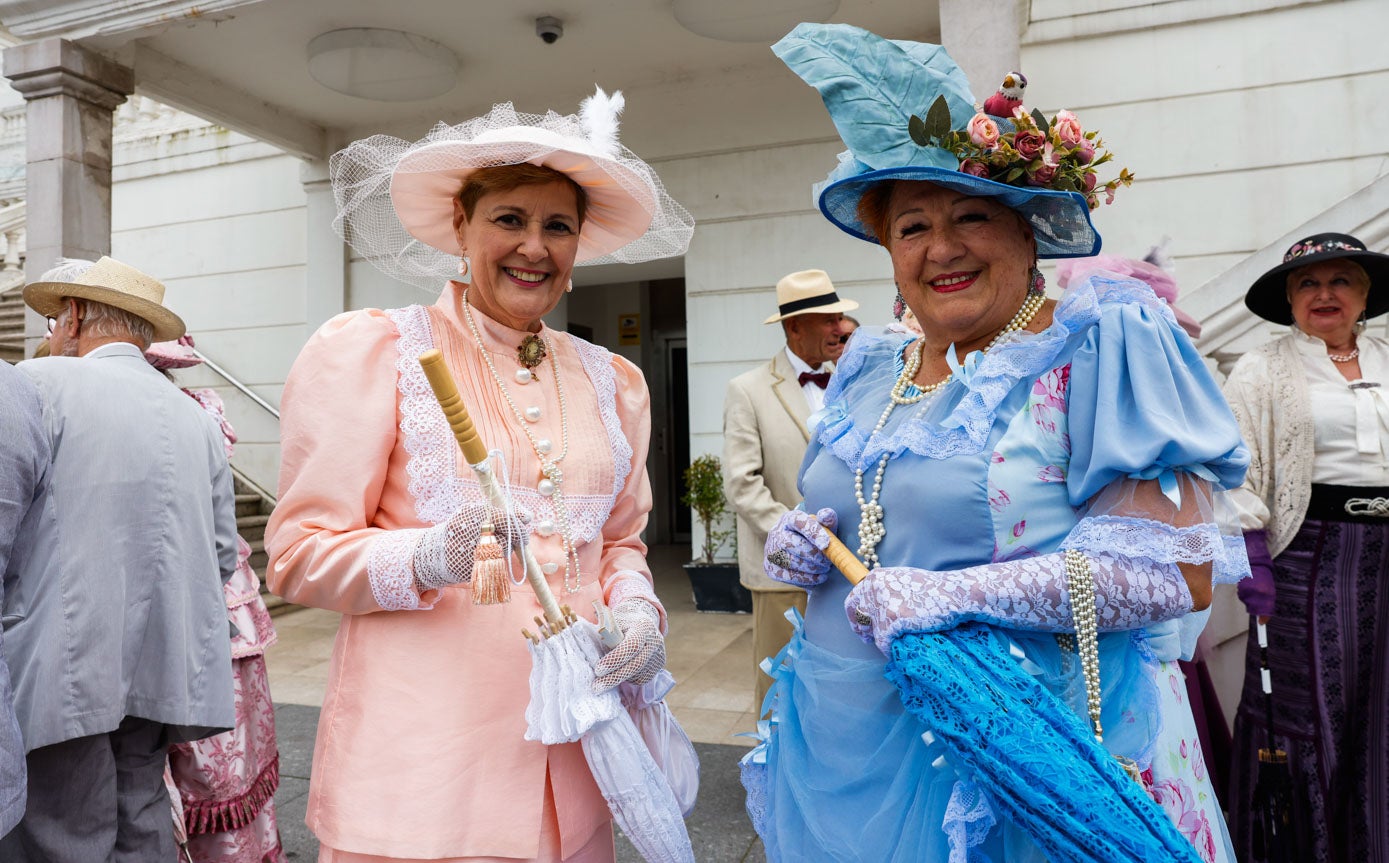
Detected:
[605,570,666,634]
[1062,515,1251,586]
[366,528,438,611]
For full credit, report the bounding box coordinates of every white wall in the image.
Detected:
[111,127,307,492]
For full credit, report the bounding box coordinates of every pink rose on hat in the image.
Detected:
[959,159,990,178]
[966,113,1000,150]
[1054,110,1084,147]
[1013,130,1045,161]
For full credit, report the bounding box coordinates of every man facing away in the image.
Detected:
[0,257,237,862]
[722,269,858,707]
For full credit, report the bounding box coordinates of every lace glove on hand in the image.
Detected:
[844,551,1195,654]
[412,503,531,592]
[1237,529,1276,619]
[764,508,839,587]
[592,599,666,693]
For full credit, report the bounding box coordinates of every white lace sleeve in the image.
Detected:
[366,528,437,611]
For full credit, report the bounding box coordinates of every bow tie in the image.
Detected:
[798,371,831,389]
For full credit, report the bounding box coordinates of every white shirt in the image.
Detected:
[1292,328,1389,486]
[785,346,830,414]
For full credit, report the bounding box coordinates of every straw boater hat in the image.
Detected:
[330,87,694,289]
[1244,232,1389,325]
[764,270,859,324]
[23,256,186,342]
[774,24,1130,259]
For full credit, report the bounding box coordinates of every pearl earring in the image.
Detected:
[458,256,470,278]
[565,280,573,293]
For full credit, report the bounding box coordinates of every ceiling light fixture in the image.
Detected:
[672,0,840,43]
[307,28,459,102]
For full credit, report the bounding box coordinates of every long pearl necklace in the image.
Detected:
[461,290,582,594]
[855,289,1046,568]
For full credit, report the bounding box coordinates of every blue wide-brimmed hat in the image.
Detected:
[773,23,1102,259]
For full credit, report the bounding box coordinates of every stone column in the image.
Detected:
[4,38,133,356]
[939,0,1026,102]
[300,158,347,332]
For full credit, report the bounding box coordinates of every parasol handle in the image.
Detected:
[418,349,566,630]
[824,533,870,585]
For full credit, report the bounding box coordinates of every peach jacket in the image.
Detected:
[266,286,663,859]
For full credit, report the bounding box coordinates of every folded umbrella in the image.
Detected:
[1249,617,1297,863]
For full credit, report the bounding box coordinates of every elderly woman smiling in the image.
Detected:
[265,93,692,863]
[742,24,1250,862]
[1223,233,1389,862]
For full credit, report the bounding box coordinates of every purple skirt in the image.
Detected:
[1228,516,1389,862]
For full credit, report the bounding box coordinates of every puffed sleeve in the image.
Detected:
[1066,299,1249,505]
[1060,296,1252,593]
[266,309,439,615]
[597,355,666,630]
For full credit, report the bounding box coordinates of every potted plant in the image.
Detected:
[681,454,750,613]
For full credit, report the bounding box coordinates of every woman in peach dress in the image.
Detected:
[265,90,693,862]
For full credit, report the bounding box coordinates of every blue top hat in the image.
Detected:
[773,23,1105,259]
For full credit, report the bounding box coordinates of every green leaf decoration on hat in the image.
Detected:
[772,23,976,172]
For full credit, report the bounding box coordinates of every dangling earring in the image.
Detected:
[1029,265,1046,296]
[1356,310,1367,335]
[458,256,470,278]
[565,280,573,293]
[892,286,906,321]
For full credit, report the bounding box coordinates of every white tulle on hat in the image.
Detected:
[330,88,694,289]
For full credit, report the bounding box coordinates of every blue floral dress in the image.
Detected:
[742,275,1249,863]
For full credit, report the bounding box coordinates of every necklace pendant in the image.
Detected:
[517,334,547,370]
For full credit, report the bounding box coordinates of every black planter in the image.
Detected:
[683,562,751,613]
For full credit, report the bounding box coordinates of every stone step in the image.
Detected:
[239,516,269,550]
[235,492,262,518]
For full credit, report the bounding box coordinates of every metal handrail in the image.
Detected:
[192,348,279,419]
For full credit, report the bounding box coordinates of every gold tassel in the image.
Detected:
[472,524,511,605]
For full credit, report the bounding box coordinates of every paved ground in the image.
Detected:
[265,544,768,861]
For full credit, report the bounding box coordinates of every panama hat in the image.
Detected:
[773,24,1133,259]
[1244,232,1389,325]
[764,269,859,324]
[330,88,694,289]
[24,256,185,342]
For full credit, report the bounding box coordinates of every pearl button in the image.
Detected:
[524,405,542,422]
[541,562,559,575]
[536,438,552,454]
[538,478,556,496]
[537,519,555,537]
[515,368,533,384]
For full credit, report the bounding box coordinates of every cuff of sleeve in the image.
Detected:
[605,570,666,634]
[367,528,439,612]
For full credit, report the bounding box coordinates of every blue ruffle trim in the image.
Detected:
[817,275,1176,471]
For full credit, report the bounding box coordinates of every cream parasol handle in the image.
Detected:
[418,349,567,630]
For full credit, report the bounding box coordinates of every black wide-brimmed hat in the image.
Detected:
[1245,232,1389,325]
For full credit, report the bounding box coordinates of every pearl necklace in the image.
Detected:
[461,290,582,594]
[855,289,1046,568]
[1328,346,1360,363]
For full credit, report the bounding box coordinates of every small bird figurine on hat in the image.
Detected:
[983,72,1027,118]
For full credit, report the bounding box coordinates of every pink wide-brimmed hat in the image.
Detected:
[330,88,694,289]
[1057,251,1202,339]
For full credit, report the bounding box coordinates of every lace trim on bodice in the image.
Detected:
[386,305,621,544]
[818,275,1176,470]
[571,336,633,500]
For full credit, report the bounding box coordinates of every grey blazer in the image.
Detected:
[5,344,237,751]
[0,361,46,832]
[723,350,823,591]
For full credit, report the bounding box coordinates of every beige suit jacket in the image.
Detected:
[723,350,823,591]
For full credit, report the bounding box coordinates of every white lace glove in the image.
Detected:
[763,508,839,587]
[592,599,666,693]
[412,503,531,592]
[844,551,1194,654]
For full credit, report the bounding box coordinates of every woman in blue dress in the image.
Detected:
[742,24,1251,862]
